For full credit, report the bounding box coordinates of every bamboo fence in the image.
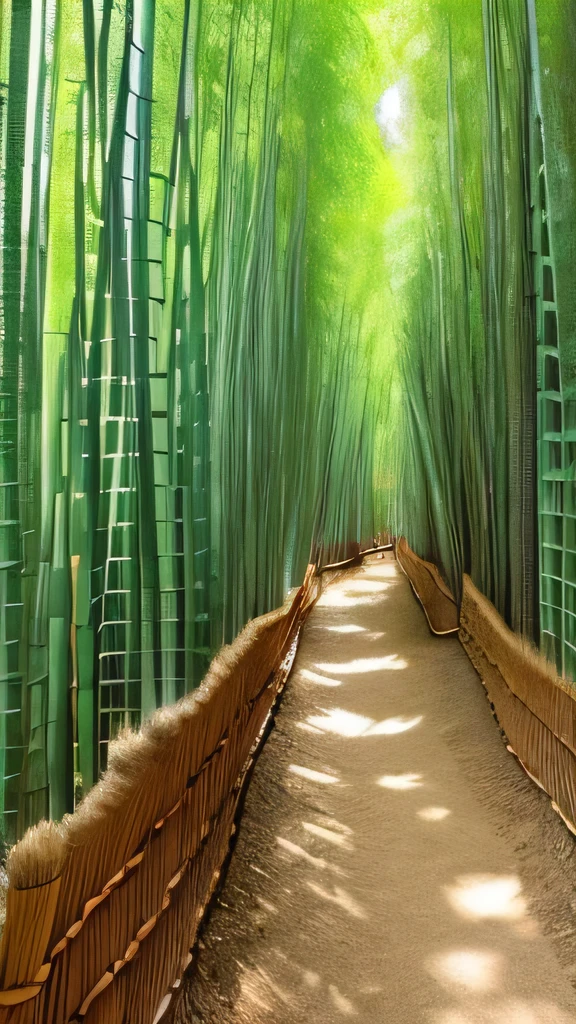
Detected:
[0,566,318,1023]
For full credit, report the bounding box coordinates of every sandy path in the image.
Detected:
[174,555,576,1024]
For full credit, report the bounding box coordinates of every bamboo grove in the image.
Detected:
[383,0,576,675]
[0,0,389,841]
[2,0,576,844]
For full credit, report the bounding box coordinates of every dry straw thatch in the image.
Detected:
[0,567,319,1023]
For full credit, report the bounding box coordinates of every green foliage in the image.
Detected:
[0,0,389,838]
[4,0,576,840]
[383,0,576,680]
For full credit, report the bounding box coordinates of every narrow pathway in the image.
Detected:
[175,555,576,1023]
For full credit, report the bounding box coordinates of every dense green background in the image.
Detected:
[1,0,576,842]
[0,0,390,841]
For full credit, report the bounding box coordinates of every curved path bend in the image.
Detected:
[175,554,576,1024]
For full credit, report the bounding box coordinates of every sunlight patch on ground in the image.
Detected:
[306,707,422,738]
[289,764,340,784]
[306,881,367,919]
[256,897,278,914]
[324,624,366,634]
[249,862,272,880]
[446,875,526,921]
[328,983,357,1015]
[427,950,501,993]
[341,580,390,593]
[317,816,353,836]
[237,966,294,1012]
[303,821,353,849]
[418,806,451,822]
[306,708,372,736]
[276,836,334,872]
[368,715,423,735]
[315,654,407,673]
[364,561,397,577]
[316,592,375,608]
[299,667,342,687]
[378,773,422,790]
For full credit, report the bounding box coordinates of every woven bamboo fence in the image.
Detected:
[396,538,459,636]
[399,538,576,834]
[0,566,319,1024]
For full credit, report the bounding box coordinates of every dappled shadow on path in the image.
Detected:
[173,556,576,1024]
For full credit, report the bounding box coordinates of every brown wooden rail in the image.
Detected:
[0,567,319,1024]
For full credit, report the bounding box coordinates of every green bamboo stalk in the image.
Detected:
[0,0,392,834]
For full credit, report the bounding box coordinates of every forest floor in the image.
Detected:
[174,553,576,1024]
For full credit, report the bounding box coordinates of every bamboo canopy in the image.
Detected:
[1,0,576,849]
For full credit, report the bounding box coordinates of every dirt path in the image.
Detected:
[174,555,576,1024]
